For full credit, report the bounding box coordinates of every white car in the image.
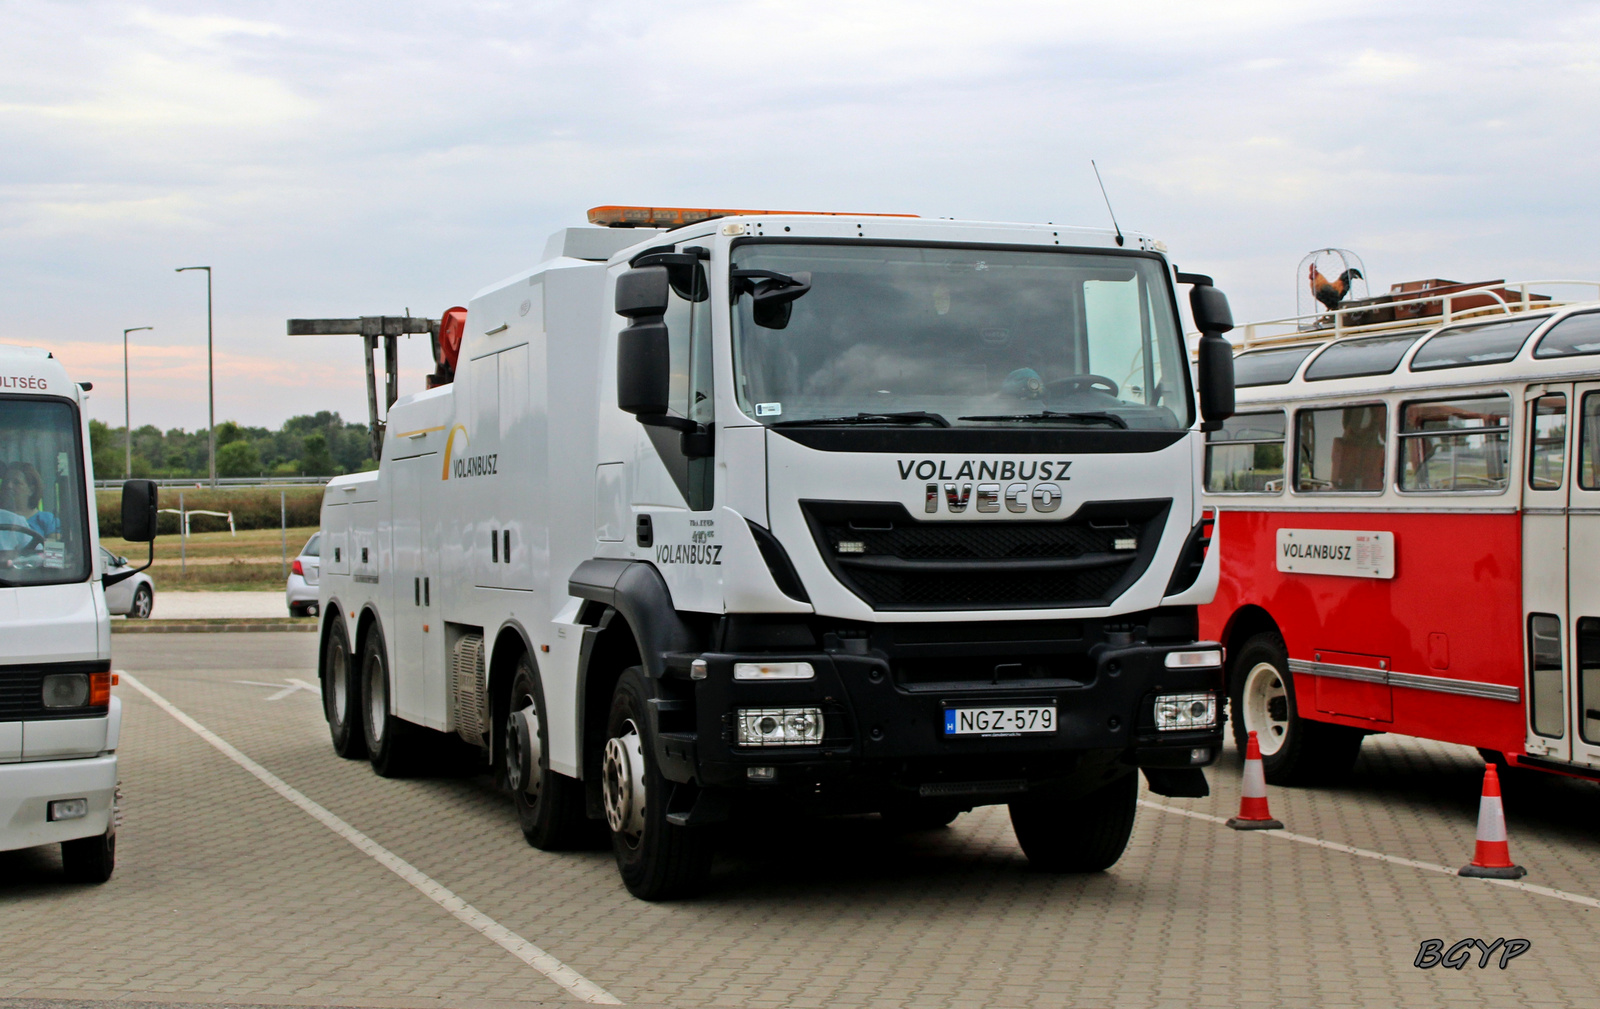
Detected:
[101,546,154,618]
[286,532,320,617]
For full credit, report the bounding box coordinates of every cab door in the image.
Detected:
[1523,384,1571,761]
[1567,383,1600,768]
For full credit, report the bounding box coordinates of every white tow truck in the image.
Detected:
[307,205,1240,899]
[0,344,158,882]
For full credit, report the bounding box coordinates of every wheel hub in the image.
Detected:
[506,703,542,798]
[365,656,387,745]
[1242,661,1290,756]
[602,721,647,842]
[328,651,348,723]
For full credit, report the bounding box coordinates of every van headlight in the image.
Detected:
[42,673,90,708]
[1154,692,1217,731]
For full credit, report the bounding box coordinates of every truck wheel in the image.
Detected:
[1008,772,1137,872]
[506,653,588,850]
[1230,632,1363,785]
[323,619,365,759]
[603,667,712,900]
[363,630,417,778]
[61,827,115,884]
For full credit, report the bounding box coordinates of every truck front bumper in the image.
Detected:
[660,638,1223,801]
[0,753,118,852]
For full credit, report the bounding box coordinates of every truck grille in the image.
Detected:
[801,499,1170,611]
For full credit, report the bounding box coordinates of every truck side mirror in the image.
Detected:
[1178,274,1236,431]
[615,266,672,417]
[121,479,159,543]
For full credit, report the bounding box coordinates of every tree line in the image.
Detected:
[88,411,376,480]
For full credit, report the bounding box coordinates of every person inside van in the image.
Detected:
[0,462,58,538]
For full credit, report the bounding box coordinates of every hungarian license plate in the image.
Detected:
[944,705,1056,736]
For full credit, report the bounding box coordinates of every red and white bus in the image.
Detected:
[1199,279,1600,784]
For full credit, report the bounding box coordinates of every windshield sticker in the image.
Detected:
[755,403,782,417]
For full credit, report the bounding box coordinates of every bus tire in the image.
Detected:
[323,618,365,760]
[1008,771,1137,872]
[603,667,712,900]
[1230,632,1363,785]
[60,827,115,884]
[362,630,418,778]
[506,653,589,850]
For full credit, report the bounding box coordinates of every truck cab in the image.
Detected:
[0,345,155,882]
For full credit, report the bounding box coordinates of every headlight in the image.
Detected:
[1154,692,1217,731]
[1164,649,1223,669]
[737,707,823,746]
[42,673,90,708]
[734,662,815,681]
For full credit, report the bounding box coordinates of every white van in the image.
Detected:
[0,344,158,882]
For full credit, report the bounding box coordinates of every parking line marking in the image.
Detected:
[120,672,623,1005]
[1140,799,1600,911]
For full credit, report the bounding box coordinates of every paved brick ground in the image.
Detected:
[2,634,1596,1008]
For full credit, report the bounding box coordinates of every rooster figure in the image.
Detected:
[1310,264,1363,311]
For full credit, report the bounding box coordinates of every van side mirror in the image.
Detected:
[1177,273,1236,431]
[120,480,159,543]
[615,266,672,417]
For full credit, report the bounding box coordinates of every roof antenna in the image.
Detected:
[1091,160,1124,247]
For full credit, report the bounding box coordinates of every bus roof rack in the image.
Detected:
[587,205,918,228]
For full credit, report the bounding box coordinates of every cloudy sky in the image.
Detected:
[4,1,1598,433]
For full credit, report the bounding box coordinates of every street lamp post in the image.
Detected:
[122,326,153,479]
[175,266,215,487]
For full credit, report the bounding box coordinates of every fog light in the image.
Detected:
[737,707,823,746]
[1154,692,1217,731]
[1190,748,1211,764]
[734,662,814,681]
[747,766,776,781]
[1164,649,1223,669]
[48,798,88,821]
[42,673,89,708]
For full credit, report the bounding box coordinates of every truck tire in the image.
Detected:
[506,653,589,850]
[61,827,115,884]
[1008,772,1137,872]
[323,618,365,759]
[1230,632,1363,785]
[603,667,712,900]
[362,630,418,778]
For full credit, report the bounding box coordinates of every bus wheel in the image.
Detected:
[363,630,417,778]
[506,653,588,850]
[603,667,712,900]
[1230,632,1362,785]
[323,619,365,760]
[1008,772,1137,872]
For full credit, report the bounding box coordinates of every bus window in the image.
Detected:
[1579,618,1600,745]
[1534,310,1600,359]
[1294,404,1386,493]
[1303,331,1424,382]
[1529,394,1567,490]
[1410,317,1545,371]
[1205,411,1285,493]
[1528,614,1564,738]
[1397,395,1510,493]
[1234,346,1318,388]
[1582,392,1600,491]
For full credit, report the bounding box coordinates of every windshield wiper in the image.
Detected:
[771,411,951,428]
[957,410,1128,429]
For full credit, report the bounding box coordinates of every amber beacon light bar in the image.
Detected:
[587,205,919,228]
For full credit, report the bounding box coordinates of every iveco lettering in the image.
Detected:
[302,205,1240,900]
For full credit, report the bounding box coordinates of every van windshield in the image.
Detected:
[730,243,1191,430]
[0,397,90,586]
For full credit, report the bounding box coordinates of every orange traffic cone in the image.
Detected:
[1227,730,1283,830]
[1459,763,1526,879]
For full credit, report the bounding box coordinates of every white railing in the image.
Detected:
[1225,280,1600,352]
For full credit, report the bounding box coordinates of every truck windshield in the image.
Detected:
[730,243,1190,430]
[0,397,90,586]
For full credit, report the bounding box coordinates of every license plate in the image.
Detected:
[944,705,1056,736]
